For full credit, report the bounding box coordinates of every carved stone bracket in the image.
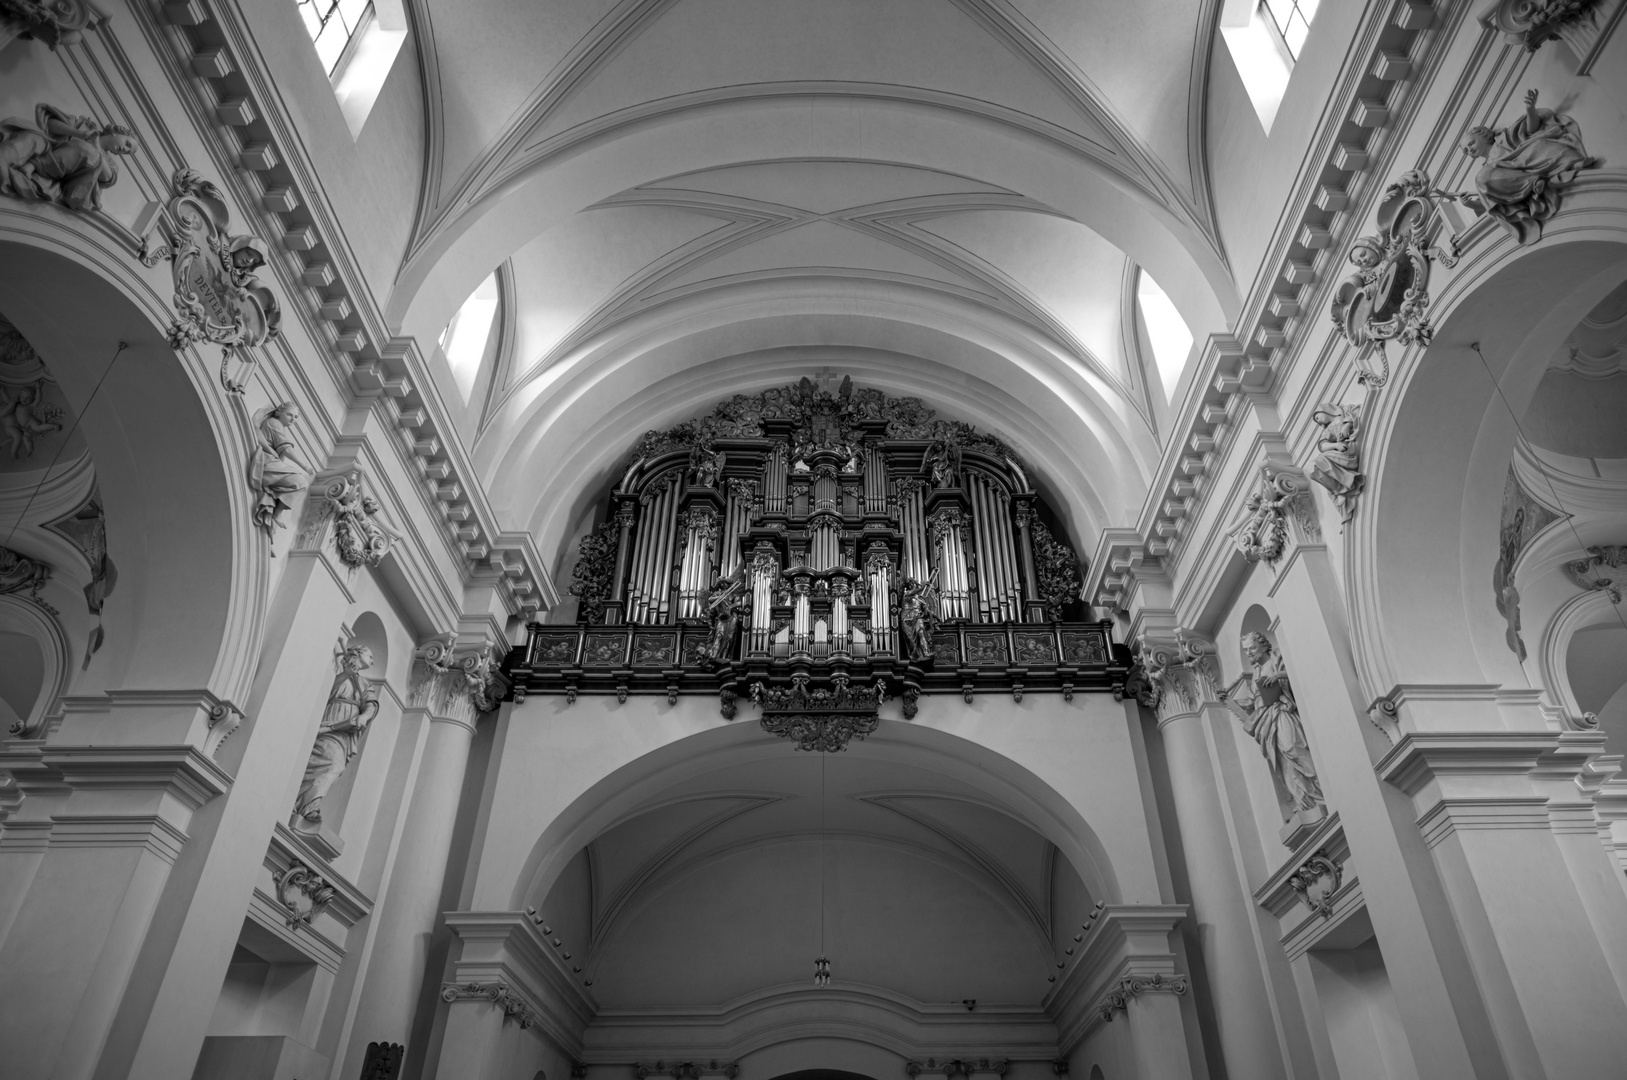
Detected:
[275,859,336,928]
[1564,545,1625,603]
[1232,466,1320,566]
[1096,972,1190,1022]
[1287,850,1343,918]
[439,982,539,1029]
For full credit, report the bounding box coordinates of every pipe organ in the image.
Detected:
[534,377,1118,717]
[568,376,1085,649]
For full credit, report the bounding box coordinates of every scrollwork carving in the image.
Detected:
[275,859,336,928]
[1030,520,1080,619]
[439,982,539,1029]
[754,677,883,751]
[1135,629,1218,719]
[1287,850,1342,918]
[569,520,620,623]
[300,471,400,569]
[1564,545,1624,603]
[138,168,282,393]
[1232,466,1317,565]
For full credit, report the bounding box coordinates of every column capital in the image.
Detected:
[1135,628,1220,725]
[407,634,506,729]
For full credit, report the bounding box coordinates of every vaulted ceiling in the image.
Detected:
[384,0,1240,579]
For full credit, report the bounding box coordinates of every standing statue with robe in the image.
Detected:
[248,402,311,534]
[1219,632,1326,824]
[295,644,379,824]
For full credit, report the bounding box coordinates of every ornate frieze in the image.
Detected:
[439,982,539,1029]
[1232,466,1319,566]
[1458,90,1597,246]
[751,676,883,752]
[1096,972,1189,1022]
[1,0,99,51]
[0,103,135,212]
[274,859,336,928]
[1564,545,1625,603]
[1307,404,1364,526]
[1287,850,1343,918]
[138,169,282,393]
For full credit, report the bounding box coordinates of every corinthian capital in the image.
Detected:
[1135,628,1219,719]
[408,635,506,725]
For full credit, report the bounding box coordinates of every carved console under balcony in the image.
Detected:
[507,377,1130,720]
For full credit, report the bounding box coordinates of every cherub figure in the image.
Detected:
[0,103,137,212]
[0,380,62,459]
[1460,89,1596,244]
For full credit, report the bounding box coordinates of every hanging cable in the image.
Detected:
[814,748,830,987]
[2,340,126,547]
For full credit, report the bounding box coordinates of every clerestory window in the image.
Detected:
[295,0,375,77]
[1261,0,1321,61]
[1220,0,1321,132]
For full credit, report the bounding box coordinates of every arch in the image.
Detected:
[388,95,1236,348]
[0,229,264,706]
[505,718,1126,915]
[0,594,71,738]
[1353,196,1627,694]
[348,612,392,684]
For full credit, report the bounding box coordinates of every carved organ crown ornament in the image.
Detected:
[139,168,282,394]
[508,376,1127,718]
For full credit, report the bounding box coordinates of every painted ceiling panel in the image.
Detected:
[426,0,626,188]
[1007,0,1201,198]
[523,0,1115,148]
[652,161,1013,216]
[648,218,990,296]
[915,209,1131,378]
[506,203,732,380]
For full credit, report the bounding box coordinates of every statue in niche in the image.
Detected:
[697,569,748,669]
[690,445,725,488]
[1218,633,1326,827]
[295,644,380,824]
[0,103,136,212]
[0,380,60,458]
[925,438,960,488]
[1460,90,1596,245]
[1307,403,1363,525]
[248,402,311,535]
[898,568,942,663]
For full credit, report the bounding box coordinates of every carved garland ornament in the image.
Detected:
[1232,467,1318,566]
[1097,973,1190,1022]
[139,168,282,393]
[1288,850,1343,918]
[299,471,400,569]
[569,520,620,623]
[1030,520,1081,619]
[439,982,539,1029]
[752,676,883,752]
[275,859,336,928]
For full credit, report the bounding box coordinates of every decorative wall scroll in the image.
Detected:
[1565,545,1625,603]
[1219,633,1327,839]
[248,402,311,536]
[1307,403,1364,526]
[139,169,282,393]
[1492,468,1563,661]
[274,859,336,928]
[1097,972,1189,1022]
[1459,90,1597,246]
[0,1,99,51]
[439,982,539,1029]
[1232,466,1319,566]
[299,471,401,570]
[1288,850,1343,918]
[0,543,53,613]
[1330,171,1459,384]
[294,644,379,824]
[0,103,135,212]
[1483,0,1602,50]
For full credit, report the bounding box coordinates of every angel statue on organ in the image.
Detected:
[899,567,943,663]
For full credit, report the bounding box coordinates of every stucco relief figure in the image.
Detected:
[248,402,311,535]
[899,568,942,662]
[0,104,136,212]
[698,570,748,668]
[1460,90,1596,245]
[1308,404,1363,525]
[1218,633,1326,826]
[0,380,61,458]
[295,645,380,824]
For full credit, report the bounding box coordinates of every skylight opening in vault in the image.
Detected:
[1137,271,1195,404]
[439,272,498,402]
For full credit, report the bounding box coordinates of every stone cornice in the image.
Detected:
[443,910,598,1055]
[1041,903,1188,1053]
